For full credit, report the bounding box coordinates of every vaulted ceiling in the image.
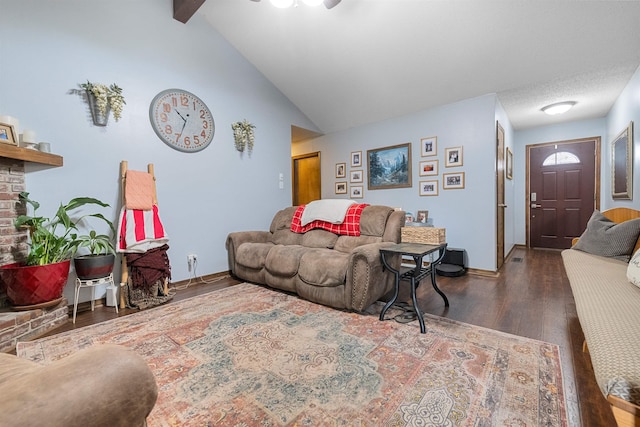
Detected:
[182,0,640,136]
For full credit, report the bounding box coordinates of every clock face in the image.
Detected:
[149,89,215,152]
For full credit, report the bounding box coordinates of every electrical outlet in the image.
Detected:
[187,254,197,272]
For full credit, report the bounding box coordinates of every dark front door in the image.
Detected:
[528,138,599,249]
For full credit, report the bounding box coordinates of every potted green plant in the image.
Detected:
[0,192,114,307]
[71,227,117,280]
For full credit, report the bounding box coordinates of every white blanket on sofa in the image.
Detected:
[300,199,356,226]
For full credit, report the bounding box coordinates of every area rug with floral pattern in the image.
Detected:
[17,283,567,426]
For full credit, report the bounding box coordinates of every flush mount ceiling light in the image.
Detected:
[251,0,341,9]
[541,101,576,116]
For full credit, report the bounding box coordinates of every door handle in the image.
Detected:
[531,203,541,208]
[498,204,507,208]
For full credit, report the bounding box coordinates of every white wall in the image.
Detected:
[606,64,640,209]
[296,94,500,271]
[0,0,317,302]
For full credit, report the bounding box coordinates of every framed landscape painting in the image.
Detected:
[367,143,412,190]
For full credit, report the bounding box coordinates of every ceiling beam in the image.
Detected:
[173,0,206,24]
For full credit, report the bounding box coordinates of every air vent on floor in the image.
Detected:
[511,257,523,263]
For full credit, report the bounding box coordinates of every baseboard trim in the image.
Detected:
[70,271,233,314]
[467,268,499,277]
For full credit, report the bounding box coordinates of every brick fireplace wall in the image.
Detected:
[0,157,69,352]
[0,157,27,304]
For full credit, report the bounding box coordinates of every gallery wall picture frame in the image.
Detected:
[335,162,346,178]
[445,146,463,167]
[350,185,363,198]
[351,151,362,167]
[419,180,438,196]
[367,142,412,190]
[506,147,513,180]
[443,172,465,189]
[419,159,438,176]
[0,123,18,146]
[420,136,437,157]
[350,170,363,183]
[335,182,347,194]
[612,121,633,200]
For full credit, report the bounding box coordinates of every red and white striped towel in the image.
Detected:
[117,205,169,253]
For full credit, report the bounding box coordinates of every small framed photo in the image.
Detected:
[419,159,438,176]
[443,172,465,189]
[0,123,18,146]
[350,185,363,199]
[335,182,347,194]
[419,180,438,196]
[445,146,463,167]
[416,210,429,223]
[420,136,437,157]
[335,163,346,178]
[351,151,362,167]
[350,169,363,183]
[506,147,513,180]
[405,211,415,223]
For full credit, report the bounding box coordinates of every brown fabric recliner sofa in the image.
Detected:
[226,205,405,312]
[1,344,157,427]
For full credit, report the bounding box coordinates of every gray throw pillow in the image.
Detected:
[573,210,640,261]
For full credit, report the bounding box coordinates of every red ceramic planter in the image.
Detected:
[0,260,71,306]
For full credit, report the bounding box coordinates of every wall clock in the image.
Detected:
[149,89,215,152]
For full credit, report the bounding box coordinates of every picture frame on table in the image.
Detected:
[350,185,363,199]
[420,136,437,157]
[419,180,438,196]
[367,142,412,190]
[335,182,347,194]
[416,210,429,223]
[0,123,18,146]
[335,162,346,178]
[419,159,438,176]
[350,170,363,183]
[506,147,513,180]
[351,151,362,167]
[443,172,465,189]
[612,121,633,200]
[445,146,463,167]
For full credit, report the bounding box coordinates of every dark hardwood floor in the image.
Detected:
[45,247,613,426]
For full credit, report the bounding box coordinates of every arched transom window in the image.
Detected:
[542,151,581,166]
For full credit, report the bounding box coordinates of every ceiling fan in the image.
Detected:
[250,0,342,9]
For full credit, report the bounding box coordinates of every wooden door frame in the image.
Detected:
[291,151,321,206]
[525,137,601,248]
[496,122,505,270]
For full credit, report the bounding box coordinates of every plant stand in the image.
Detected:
[73,273,118,324]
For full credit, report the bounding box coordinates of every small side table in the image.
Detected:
[379,243,448,333]
[73,273,118,324]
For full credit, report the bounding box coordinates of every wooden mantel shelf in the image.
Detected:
[0,144,63,167]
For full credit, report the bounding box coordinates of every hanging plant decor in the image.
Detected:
[79,80,126,126]
[231,120,256,154]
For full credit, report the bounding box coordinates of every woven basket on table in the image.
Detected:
[401,227,446,244]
